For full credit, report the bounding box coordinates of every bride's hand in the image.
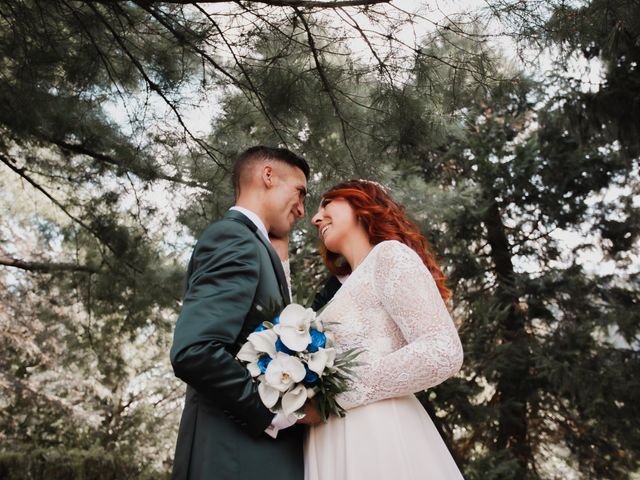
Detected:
[296,401,322,425]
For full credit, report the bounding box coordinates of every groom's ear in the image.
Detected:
[261,163,274,189]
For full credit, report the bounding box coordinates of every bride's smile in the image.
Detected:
[311,197,373,270]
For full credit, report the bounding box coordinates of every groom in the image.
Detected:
[170,146,318,480]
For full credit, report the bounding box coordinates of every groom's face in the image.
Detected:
[266,163,307,237]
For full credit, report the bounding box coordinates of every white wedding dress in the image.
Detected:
[304,240,465,480]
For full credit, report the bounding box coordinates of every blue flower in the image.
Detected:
[306,329,326,353]
[254,324,267,333]
[257,355,272,374]
[303,366,319,385]
[276,337,295,355]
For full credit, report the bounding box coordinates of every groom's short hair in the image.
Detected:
[232,145,310,196]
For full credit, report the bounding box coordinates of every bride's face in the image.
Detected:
[311,197,358,253]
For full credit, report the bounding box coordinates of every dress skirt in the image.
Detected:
[304,395,464,480]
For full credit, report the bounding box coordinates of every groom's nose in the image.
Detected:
[294,200,304,218]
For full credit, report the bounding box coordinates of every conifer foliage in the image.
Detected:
[1,1,638,479]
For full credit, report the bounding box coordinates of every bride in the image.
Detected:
[305,179,464,480]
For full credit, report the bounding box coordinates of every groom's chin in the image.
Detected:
[271,226,290,238]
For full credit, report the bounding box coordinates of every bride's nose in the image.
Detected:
[311,210,323,227]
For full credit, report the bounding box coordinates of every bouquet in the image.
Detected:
[236,303,361,420]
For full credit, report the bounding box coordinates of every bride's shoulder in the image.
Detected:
[370,241,424,287]
[372,240,420,262]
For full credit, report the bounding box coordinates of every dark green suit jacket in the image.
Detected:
[170,210,303,480]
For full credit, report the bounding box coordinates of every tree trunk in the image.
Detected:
[484,200,532,476]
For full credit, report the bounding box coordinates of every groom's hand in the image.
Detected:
[296,401,322,425]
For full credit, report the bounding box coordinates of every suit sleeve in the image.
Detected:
[170,221,274,436]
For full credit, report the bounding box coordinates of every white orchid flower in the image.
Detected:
[246,360,262,377]
[282,384,308,416]
[247,328,278,357]
[307,347,336,376]
[273,304,314,352]
[258,380,280,409]
[264,352,306,392]
[237,341,262,377]
[237,341,259,363]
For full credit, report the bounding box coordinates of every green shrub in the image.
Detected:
[0,447,170,480]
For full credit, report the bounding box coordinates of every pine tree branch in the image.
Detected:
[137,1,293,145]
[190,2,290,144]
[232,1,313,51]
[49,137,214,192]
[0,256,99,274]
[60,0,217,189]
[62,0,130,100]
[294,7,360,172]
[86,2,228,173]
[337,7,395,86]
[0,153,143,273]
[129,0,392,9]
[129,2,244,87]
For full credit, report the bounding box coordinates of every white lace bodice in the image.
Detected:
[318,240,464,410]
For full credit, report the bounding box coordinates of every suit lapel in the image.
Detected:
[225,210,291,305]
[255,234,291,305]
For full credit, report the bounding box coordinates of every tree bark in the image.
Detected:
[130,0,391,8]
[484,200,532,475]
[0,256,99,273]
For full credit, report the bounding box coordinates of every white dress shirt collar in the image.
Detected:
[229,206,269,241]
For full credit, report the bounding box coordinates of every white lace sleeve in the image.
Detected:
[338,240,463,410]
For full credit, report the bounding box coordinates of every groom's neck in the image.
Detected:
[235,196,270,231]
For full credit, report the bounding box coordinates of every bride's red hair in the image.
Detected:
[319,180,451,303]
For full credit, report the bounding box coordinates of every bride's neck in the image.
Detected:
[342,230,374,272]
